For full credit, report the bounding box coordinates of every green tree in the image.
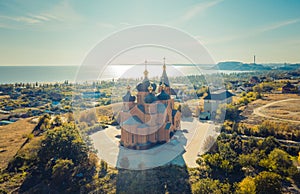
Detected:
[259,148,296,176]
[238,97,249,105]
[51,159,74,187]
[35,114,51,132]
[52,115,63,127]
[238,149,264,169]
[192,178,231,194]
[216,104,239,121]
[254,171,282,194]
[203,153,222,168]
[196,86,208,97]
[236,176,256,194]
[218,142,237,162]
[259,136,280,154]
[253,85,262,95]
[39,123,88,165]
[220,159,233,174]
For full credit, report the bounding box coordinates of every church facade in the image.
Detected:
[119,61,181,150]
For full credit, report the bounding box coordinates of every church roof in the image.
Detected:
[122,91,136,102]
[144,93,157,103]
[136,80,157,92]
[160,68,170,87]
[138,123,149,128]
[165,122,171,130]
[123,116,142,125]
[170,88,178,95]
[137,104,145,113]
[172,110,178,117]
[157,90,170,100]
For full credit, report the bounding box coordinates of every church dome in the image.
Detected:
[122,91,136,102]
[136,80,157,92]
[157,90,170,100]
[144,93,157,103]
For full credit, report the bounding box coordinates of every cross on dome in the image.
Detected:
[163,57,166,71]
[144,59,148,78]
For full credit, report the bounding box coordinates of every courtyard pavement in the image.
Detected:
[89,118,219,170]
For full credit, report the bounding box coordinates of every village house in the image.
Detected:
[202,90,235,119]
[282,82,298,94]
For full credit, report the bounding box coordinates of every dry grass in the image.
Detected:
[266,100,300,112]
[265,93,300,101]
[0,118,36,170]
[262,99,300,121]
[240,94,300,126]
[96,103,122,117]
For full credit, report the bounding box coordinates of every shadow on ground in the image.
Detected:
[115,129,192,194]
[116,163,192,194]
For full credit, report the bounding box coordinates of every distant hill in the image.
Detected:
[215,61,272,71]
[275,64,300,70]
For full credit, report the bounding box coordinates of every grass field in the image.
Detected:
[260,99,300,121]
[240,94,300,126]
[0,118,36,170]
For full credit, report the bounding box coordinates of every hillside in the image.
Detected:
[0,118,36,170]
[215,61,272,71]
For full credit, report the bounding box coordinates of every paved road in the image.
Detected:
[253,98,300,124]
[182,122,219,167]
[89,118,219,169]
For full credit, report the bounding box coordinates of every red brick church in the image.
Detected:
[119,59,181,150]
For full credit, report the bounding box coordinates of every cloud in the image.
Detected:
[259,18,300,33]
[40,0,82,23]
[172,0,223,25]
[0,13,61,26]
[0,15,41,24]
[182,0,223,22]
[199,18,300,45]
[0,1,82,30]
[28,14,52,22]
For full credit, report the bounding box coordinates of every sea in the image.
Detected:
[0,65,250,84]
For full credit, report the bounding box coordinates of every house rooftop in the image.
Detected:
[204,90,235,100]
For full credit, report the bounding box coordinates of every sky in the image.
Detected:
[0,0,300,65]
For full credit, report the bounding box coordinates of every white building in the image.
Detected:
[203,90,234,118]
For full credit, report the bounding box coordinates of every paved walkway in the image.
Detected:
[89,118,219,170]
